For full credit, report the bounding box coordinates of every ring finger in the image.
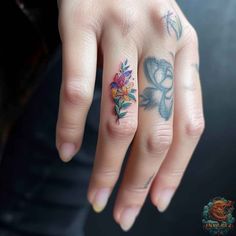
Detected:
[150,32,205,212]
[113,50,175,231]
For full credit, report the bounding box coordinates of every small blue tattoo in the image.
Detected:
[163,11,183,40]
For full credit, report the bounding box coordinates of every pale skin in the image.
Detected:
[56,0,205,231]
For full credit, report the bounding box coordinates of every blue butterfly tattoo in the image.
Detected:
[139,57,174,121]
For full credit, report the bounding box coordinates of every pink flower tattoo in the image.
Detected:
[110,60,136,121]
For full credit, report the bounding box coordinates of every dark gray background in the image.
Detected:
[85,1,236,235]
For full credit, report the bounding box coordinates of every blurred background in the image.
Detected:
[0,1,235,236]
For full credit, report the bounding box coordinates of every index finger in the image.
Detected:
[56,28,97,162]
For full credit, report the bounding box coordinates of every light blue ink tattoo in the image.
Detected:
[140,57,174,121]
[143,174,155,189]
[192,63,200,73]
[163,11,183,40]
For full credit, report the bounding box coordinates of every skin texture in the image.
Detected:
[56,0,205,231]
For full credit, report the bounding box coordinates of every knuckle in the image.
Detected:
[146,124,173,154]
[152,13,165,31]
[149,0,166,11]
[149,1,167,26]
[183,24,199,47]
[72,2,101,32]
[63,80,93,106]
[106,118,137,138]
[149,2,180,42]
[110,5,138,35]
[185,114,205,137]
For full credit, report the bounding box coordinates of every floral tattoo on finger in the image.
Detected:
[110,59,136,122]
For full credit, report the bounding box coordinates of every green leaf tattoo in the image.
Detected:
[119,112,128,119]
[128,93,136,102]
[121,102,132,109]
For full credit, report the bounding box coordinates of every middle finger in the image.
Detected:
[87,28,139,213]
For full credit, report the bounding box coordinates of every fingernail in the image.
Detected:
[59,143,76,162]
[119,207,140,232]
[156,188,175,212]
[92,188,111,213]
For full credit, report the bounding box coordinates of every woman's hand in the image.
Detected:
[56,0,205,231]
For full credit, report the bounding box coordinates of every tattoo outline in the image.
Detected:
[192,63,200,73]
[169,51,175,61]
[163,10,183,40]
[110,59,136,121]
[139,57,174,121]
[143,174,155,189]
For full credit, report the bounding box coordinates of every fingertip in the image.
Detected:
[152,186,175,213]
[113,206,122,224]
[150,188,158,207]
[58,142,77,162]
